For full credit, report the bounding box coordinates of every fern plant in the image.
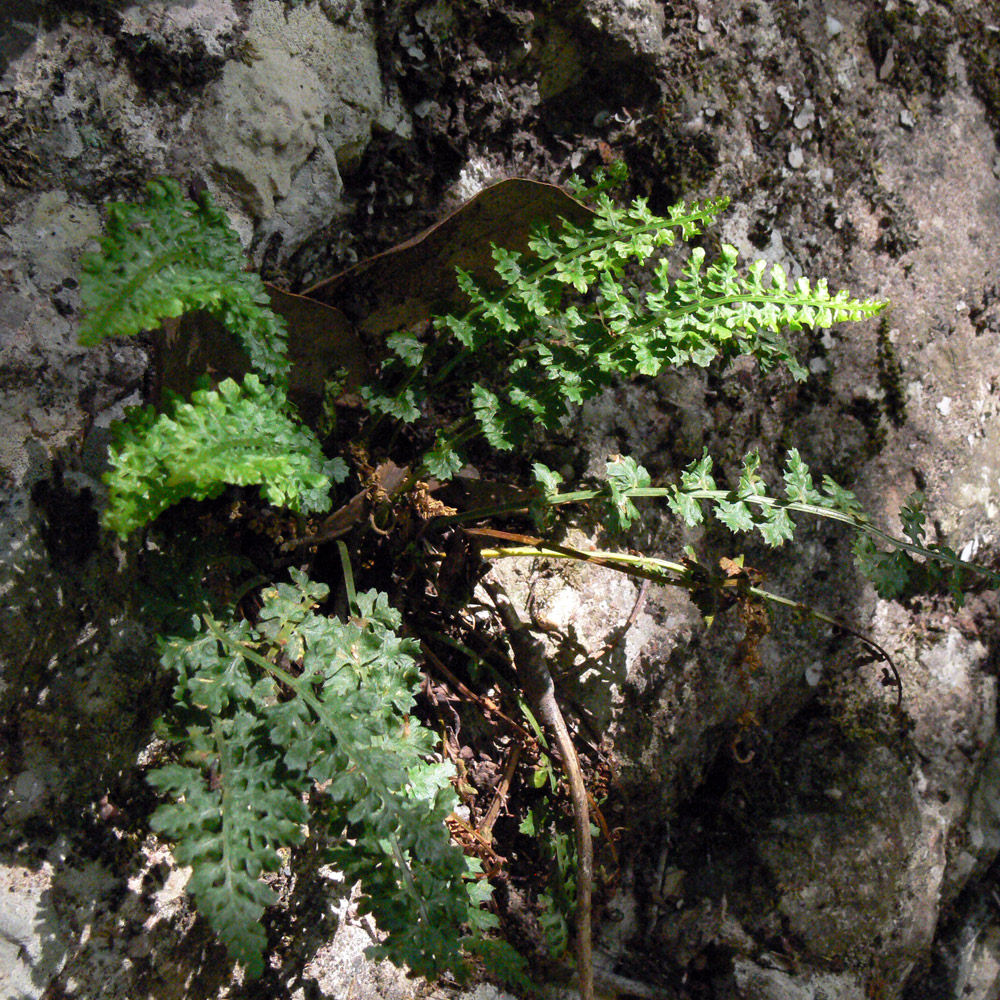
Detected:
[149,570,488,979]
[79,177,288,382]
[364,191,881,478]
[103,375,345,538]
[78,174,998,990]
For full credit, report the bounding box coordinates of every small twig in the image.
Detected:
[586,789,618,870]
[420,640,535,742]
[826,619,903,712]
[479,743,522,838]
[446,813,505,874]
[483,580,594,1000]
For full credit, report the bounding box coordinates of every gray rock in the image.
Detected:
[197,0,409,254]
[201,42,327,218]
[2,2,1000,999]
[733,962,866,1000]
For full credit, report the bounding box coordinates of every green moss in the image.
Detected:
[864,6,953,98]
[876,317,907,430]
[846,394,888,460]
[960,14,1000,140]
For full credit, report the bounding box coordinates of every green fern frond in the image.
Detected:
[148,711,309,979]
[463,238,883,450]
[367,198,729,442]
[565,160,630,202]
[369,194,884,478]
[557,450,998,601]
[149,571,484,980]
[852,493,977,606]
[79,177,288,382]
[104,375,344,538]
[636,247,883,379]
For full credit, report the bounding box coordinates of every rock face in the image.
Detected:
[2,1,1000,998]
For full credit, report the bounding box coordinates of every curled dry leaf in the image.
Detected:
[303,178,595,336]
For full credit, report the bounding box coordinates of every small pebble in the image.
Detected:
[879,46,896,81]
[960,537,980,562]
[793,100,815,130]
[825,16,843,37]
[899,108,915,128]
[697,13,710,33]
[937,396,952,417]
[787,146,804,169]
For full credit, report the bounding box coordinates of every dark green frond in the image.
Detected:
[149,571,484,980]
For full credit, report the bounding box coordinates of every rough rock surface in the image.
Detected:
[2,1,1000,999]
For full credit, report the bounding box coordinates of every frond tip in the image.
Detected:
[78,177,289,382]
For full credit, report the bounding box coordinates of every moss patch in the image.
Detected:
[959,9,1000,143]
[864,6,953,99]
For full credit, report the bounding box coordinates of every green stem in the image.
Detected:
[478,544,688,585]
[336,541,358,615]
[445,486,1000,589]
[390,833,433,928]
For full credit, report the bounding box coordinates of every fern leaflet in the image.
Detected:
[104,375,345,538]
[78,177,289,383]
